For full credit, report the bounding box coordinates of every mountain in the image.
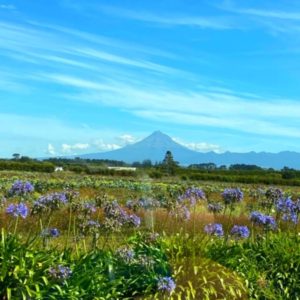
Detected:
[80,131,199,163]
[79,131,300,169]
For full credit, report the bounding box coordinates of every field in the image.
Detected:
[0,171,299,299]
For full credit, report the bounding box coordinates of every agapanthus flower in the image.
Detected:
[204,223,224,237]
[276,197,300,224]
[157,276,176,293]
[8,180,34,197]
[230,225,250,239]
[6,202,28,218]
[178,187,205,206]
[171,204,191,221]
[222,188,243,205]
[103,200,142,230]
[32,192,67,214]
[116,247,135,264]
[49,265,72,280]
[41,228,60,238]
[138,254,155,268]
[207,203,223,214]
[265,188,283,202]
[128,214,141,227]
[250,211,276,229]
[138,198,160,210]
[84,202,96,213]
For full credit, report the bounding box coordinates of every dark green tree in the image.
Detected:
[160,150,178,175]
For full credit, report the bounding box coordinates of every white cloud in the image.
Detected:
[117,134,138,145]
[173,138,223,153]
[47,144,56,156]
[62,143,90,153]
[92,139,121,151]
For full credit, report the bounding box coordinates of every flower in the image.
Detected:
[157,276,176,293]
[204,223,224,237]
[178,187,205,206]
[32,192,67,214]
[230,225,250,239]
[128,214,141,227]
[222,188,243,205]
[41,228,60,238]
[116,247,135,264]
[6,203,28,218]
[250,211,276,230]
[49,265,72,280]
[265,188,283,202]
[8,180,34,197]
[207,203,223,213]
[276,197,300,224]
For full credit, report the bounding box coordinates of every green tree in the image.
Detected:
[160,150,178,175]
[12,153,20,160]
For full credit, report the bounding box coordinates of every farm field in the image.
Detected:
[0,171,299,299]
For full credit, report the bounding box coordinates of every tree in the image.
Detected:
[160,150,178,175]
[12,153,20,160]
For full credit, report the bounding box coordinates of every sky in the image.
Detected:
[1,0,300,158]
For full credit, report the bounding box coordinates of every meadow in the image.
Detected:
[0,171,299,299]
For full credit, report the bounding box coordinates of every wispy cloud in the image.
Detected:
[42,73,300,139]
[0,4,15,10]
[95,5,233,30]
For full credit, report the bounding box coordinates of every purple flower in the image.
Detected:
[178,187,205,206]
[265,188,283,202]
[49,265,72,280]
[32,192,67,214]
[83,202,96,214]
[207,203,223,214]
[42,228,60,238]
[157,276,176,293]
[128,214,141,227]
[204,223,224,237]
[8,180,34,197]
[276,197,299,224]
[231,225,250,239]
[250,211,276,230]
[116,247,135,264]
[6,203,28,218]
[222,188,243,205]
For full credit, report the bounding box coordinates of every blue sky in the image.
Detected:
[1,0,300,158]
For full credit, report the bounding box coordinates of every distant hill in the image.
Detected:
[79,131,300,169]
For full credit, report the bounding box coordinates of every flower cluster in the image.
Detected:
[222,188,243,205]
[230,225,250,239]
[207,203,223,214]
[276,197,300,224]
[204,223,224,237]
[157,276,176,294]
[6,203,28,218]
[116,247,135,264]
[78,220,101,237]
[49,265,72,280]
[265,188,283,202]
[41,228,60,238]
[171,204,191,221]
[103,200,141,231]
[178,187,205,206]
[126,198,160,211]
[250,211,276,230]
[32,192,67,214]
[8,180,34,197]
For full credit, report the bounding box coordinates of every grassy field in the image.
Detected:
[0,171,299,299]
